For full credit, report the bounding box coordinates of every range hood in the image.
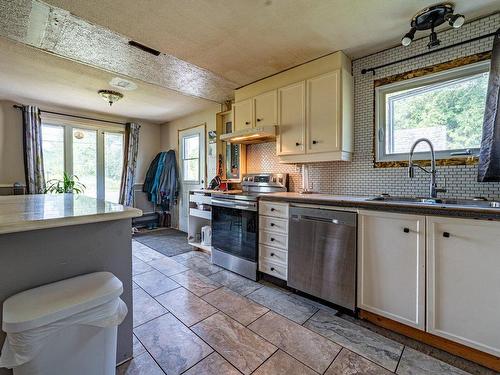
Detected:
[219,125,276,144]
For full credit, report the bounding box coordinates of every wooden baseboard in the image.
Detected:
[359,310,500,372]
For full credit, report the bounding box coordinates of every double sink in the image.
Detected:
[366,195,500,209]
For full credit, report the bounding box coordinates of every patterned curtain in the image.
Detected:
[478,29,500,182]
[21,106,45,194]
[119,122,140,206]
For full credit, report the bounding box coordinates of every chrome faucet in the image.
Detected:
[408,138,446,198]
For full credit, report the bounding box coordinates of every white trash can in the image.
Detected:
[0,272,128,375]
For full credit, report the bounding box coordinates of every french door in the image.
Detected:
[42,122,124,202]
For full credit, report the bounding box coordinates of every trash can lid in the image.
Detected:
[2,272,123,333]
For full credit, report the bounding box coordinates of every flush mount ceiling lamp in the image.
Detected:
[98,89,123,106]
[401,3,465,49]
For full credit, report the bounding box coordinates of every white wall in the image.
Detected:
[160,103,221,228]
[0,99,161,187]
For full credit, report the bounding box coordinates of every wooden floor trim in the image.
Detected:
[359,310,500,372]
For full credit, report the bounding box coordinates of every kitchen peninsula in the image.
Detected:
[0,194,141,371]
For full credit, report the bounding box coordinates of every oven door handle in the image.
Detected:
[211,198,257,211]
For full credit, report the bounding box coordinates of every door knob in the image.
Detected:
[270,208,275,211]
[296,142,301,146]
[270,223,275,226]
[312,140,318,144]
[270,267,275,271]
[257,118,262,122]
[270,253,275,256]
[403,227,409,233]
[245,121,250,125]
[270,238,275,241]
[443,232,450,238]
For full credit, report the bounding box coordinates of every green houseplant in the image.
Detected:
[45,172,86,194]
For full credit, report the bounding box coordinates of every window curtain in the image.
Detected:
[119,122,140,205]
[478,29,500,182]
[21,105,45,194]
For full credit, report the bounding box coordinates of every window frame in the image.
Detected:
[41,114,124,201]
[375,60,490,163]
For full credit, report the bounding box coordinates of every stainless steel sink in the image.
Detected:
[366,195,500,209]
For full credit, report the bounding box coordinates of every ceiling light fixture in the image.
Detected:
[98,89,123,106]
[401,3,465,49]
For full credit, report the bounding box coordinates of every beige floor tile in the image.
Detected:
[203,287,268,325]
[134,313,213,375]
[155,287,218,326]
[253,350,319,375]
[326,348,393,375]
[191,312,277,375]
[183,352,240,375]
[249,311,341,374]
[170,270,221,296]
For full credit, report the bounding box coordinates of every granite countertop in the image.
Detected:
[0,194,142,234]
[261,192,500,220]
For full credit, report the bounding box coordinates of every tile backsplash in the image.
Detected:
[247,13,500,200]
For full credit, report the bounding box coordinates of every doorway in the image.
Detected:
[178,124,206,232]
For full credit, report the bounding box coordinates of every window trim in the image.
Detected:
[374,59,490,165]
[41,115,124,201]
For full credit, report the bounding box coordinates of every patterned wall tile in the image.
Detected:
[247,13,500,199]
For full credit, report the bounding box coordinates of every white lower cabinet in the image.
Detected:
[258,201,289,281]
[427,216,500,357]
[357,210,426,330]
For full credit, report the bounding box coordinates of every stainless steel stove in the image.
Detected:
[211,173,288,280]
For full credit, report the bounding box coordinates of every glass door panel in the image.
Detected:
[41,124,65,182]
[73,128,97,198]
[104,132,124,203]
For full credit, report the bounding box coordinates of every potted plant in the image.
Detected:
[45,172,86,194]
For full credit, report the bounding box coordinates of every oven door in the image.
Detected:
[211,198,258,262]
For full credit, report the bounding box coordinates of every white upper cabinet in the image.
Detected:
[427,216,500,357]
[233,51,353,162]
[254,90,277,127]
[358,210,426,330]
[277,81,305,156]
[306,70,341,154]
[233,98,253,131]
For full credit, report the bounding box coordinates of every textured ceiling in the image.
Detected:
[0,0,237,103]
[44,0,500,85]
[0,37,218,123]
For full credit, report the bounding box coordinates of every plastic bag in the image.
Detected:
[0,298,127,368]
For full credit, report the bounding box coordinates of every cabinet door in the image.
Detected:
[254,90,277,127]
[277,82,305,156]
[358,210,425,330]
[427,217,500,356]
[306,70,340,154]
[233,99,253,131]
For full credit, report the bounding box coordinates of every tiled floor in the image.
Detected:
[119,240,493,375]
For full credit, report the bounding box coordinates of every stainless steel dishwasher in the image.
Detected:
[288,205,356,312]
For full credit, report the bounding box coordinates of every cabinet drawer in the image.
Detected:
[259,201,289,218]
[259,216,288,234]
[189,194,211,205]
[259,230,288,250]
[259,259,287,281]
[259,244,287,265]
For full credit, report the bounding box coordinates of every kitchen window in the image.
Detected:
[375,61,489,163]
[41,120,124,202]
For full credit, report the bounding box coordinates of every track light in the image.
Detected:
[446,13,465,28]
[401,3,465,49]
[401,27,416,46]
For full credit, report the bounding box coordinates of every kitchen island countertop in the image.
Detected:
[0,194,142,235]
